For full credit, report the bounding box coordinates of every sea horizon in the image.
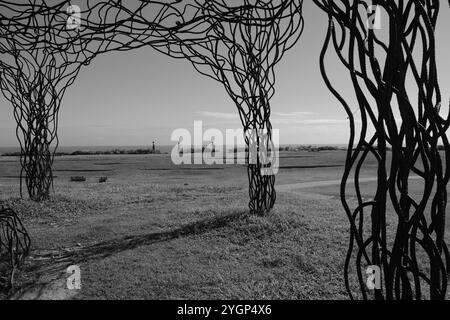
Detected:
[0,143,349,155]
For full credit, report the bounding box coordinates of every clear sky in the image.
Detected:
[0,1,449,147]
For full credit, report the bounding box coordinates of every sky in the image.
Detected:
[0,1,449,147]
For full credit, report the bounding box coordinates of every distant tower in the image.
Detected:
[152,141,155,152]
[178,137,183,155]
[211,137,216,157]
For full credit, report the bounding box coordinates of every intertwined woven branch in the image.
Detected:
[1,1,305,214]
[114,0,305,214]
[314,0,450,299]
[0,205,30,292]
[0,1,104,201]
[0,1,201,201]
[174,0,304,214]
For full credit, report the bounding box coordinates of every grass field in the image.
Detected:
[0,150,448,299]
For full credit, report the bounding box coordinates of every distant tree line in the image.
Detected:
[1,148,162,157]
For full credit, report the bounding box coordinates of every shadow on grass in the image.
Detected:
[279,165,343,169]
[54,169,111,172]
[5,210,247,299]
[140,167,224,171]
[22,210,248,282]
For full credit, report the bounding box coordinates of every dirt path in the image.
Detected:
[276,176,421,199]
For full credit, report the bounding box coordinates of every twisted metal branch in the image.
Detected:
[114,0,305,214]
[314,0,449,299]
[0,0,197,201]
[2,1,305,214]
[0,204,30,292]
[0,1,106,201]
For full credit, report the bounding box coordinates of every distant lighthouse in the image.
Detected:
[152,141,155,152]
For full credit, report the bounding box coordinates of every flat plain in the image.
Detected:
[0,150,448,299]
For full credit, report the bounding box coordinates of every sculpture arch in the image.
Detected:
[0,0,448,300]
